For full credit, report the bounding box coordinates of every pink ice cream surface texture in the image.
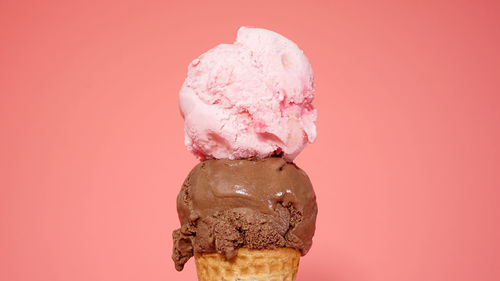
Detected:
[179,27,317,161]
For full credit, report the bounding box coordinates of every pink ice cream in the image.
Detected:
[179,27,317,161]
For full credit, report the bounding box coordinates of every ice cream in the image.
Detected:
[172,157,317,271]
[179,27,317,162]
[173,27,318,281]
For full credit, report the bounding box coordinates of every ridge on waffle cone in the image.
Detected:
[195,248,300,281]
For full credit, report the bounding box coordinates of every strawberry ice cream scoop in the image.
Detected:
[179,27,317,161]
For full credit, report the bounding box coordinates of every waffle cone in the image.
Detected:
[194,248,300,281]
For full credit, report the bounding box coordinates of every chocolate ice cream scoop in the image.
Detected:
[172,157,317,271]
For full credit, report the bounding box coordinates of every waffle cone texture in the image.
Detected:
[194,248,300,281]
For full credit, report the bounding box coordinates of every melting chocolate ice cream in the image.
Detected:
[172,157,317,271]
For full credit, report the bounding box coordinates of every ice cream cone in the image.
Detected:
[194,248,300,281]
[173,27,318,281]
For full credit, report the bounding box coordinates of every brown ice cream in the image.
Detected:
[172,157,317,271]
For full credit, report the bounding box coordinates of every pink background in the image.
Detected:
[1,0,499,280]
